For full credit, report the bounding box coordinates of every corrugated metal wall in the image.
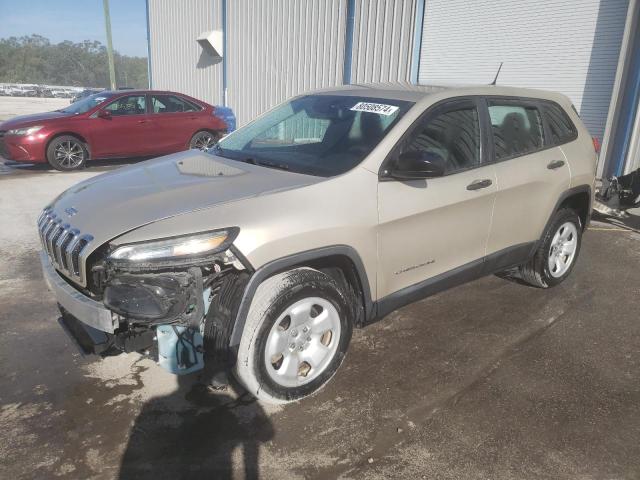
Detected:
[226,0,348,126]
[350,0,416,83]
[147,0,223,105]
[627,98,640,172]
[147,0,417,125]
[417,0,629,141]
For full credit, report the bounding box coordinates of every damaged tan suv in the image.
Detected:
[39,84,596,404]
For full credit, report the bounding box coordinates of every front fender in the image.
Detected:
[228,245,374,347]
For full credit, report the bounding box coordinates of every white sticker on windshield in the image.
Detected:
[350,102,399,116]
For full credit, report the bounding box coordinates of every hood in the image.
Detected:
[0,111,73,130]
[48,150,323,249]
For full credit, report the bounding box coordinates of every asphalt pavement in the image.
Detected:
[0,162,639,479]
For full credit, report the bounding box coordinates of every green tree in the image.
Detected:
[0,34,148,88]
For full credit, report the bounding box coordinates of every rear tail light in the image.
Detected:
[592,137,601,153]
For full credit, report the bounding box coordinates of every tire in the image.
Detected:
[519,208,582,288]
[234,268,353,404]
[46,135,88,171]
[189,130,220,151]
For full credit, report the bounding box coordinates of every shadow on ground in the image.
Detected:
[592,210,640,233]
[119,377,274,480]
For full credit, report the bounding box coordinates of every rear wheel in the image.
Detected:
[519,208,582,288]
[189,130,220,151]
[46,135,88,171]
[234,268,353,404]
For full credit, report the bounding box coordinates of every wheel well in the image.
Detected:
[189,129,224,147]
[281,255,367,327]
[192,128,223,138]
[46,132,90,158]
[559,191,590,229]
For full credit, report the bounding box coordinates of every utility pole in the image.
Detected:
[103,0,116,90]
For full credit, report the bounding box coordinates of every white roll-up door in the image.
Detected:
[418,0,629,140]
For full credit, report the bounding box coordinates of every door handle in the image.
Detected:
[137,119,150,124]
[466,179,493,191]
[547,159,565,170]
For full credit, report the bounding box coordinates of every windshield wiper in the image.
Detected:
[211,146,290,171]
[234,155,290,171]
[251,158,290,171]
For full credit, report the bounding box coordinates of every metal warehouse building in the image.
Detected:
[145,0,640,179]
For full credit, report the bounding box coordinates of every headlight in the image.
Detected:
[7,125,44,136]
[108,228,238,264]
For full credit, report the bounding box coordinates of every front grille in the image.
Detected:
[38,207,93,287]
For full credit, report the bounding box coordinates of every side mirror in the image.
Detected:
[389,150,446,180]
[97,109,111,119]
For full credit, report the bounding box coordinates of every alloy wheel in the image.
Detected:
[54,140,84,168]
[192,132,216,150]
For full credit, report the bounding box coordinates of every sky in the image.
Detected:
[0,0,148,57]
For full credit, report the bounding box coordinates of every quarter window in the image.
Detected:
[489,103,544,160]
[404,104,481,174]
[104,95,146,116]
[544,102,577,145]
[151,95,200,113]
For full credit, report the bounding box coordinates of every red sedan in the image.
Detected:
[0,90,235,171]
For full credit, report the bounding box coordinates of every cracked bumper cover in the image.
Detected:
[40,251,118,333]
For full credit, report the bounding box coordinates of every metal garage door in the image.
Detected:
[418,0,629,140]
[226,0,347,126]
[147,0,224,105]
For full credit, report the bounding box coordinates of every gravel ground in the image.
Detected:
[0,96,70,121]
[0,163,639,479]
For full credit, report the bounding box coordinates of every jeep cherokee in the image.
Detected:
[38,84,596,404]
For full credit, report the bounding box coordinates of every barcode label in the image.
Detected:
[350,102,399,116]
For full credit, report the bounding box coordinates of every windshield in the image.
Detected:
[214,95,413,177]
[58,92,115,114]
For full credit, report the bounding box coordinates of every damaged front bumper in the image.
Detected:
[41,244,248,377]
[40,251,118,334]
[41,251,121,355]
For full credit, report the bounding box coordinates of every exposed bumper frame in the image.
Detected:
[40,251,117,333]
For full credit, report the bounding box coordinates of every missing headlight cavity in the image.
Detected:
[90,242,252,377]
[103,267,205,326]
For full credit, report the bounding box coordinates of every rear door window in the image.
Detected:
[543,102,577,145]
[488,102,545,160]
[151,95,200,114]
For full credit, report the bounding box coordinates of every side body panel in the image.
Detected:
[146,110,193,153]
[487,145,571,255]
[377,165,497,298]
[88,113,154,158]
[558,101,598,198]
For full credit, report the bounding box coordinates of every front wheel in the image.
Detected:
[46,135,88,171]
[519,208,582,288]
[234,268,353,404]
[189,130,220,151]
